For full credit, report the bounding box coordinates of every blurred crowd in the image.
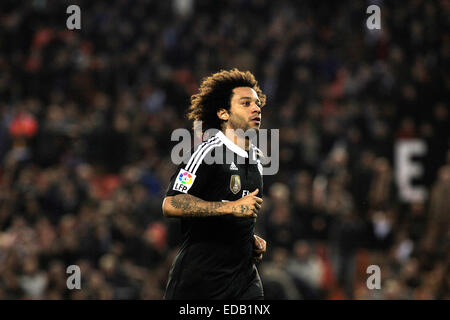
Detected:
[0,0,449,299]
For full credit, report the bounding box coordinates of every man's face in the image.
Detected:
[226,87,262,132]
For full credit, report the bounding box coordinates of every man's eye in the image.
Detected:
[243,101,250,106]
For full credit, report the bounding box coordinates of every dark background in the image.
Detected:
[0,0,448,299]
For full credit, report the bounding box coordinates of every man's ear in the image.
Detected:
[217,109,229,121]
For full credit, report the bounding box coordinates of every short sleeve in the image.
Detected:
[165,139,221,198]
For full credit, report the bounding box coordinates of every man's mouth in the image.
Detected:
[251,117,261,123]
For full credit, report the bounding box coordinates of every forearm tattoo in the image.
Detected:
[170,194,228,217]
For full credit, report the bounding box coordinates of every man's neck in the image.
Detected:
[223,128,250,151]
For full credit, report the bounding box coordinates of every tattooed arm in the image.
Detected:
[162,189,262,218]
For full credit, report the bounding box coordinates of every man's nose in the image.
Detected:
[252,103,261,114]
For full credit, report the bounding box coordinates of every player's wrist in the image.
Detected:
[224,202,234,215]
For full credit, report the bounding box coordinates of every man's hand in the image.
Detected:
[253,234,266,262]
[229,189,263,218]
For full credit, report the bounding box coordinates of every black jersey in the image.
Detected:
[163,130,264,299]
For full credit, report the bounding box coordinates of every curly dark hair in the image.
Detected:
[187,68,266,134]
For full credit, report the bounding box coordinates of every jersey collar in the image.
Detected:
[215,131,254,158]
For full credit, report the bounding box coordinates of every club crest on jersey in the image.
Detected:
[173,169,196,193]
[230,175,241,194]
